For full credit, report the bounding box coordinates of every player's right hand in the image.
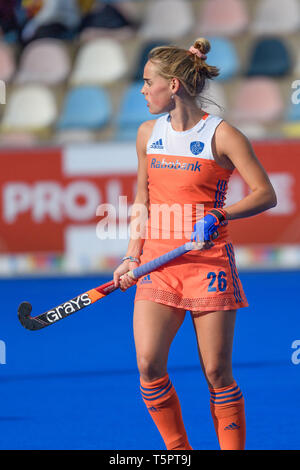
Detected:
[113,260,139,291]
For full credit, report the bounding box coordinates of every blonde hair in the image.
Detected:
[148,38,219,97]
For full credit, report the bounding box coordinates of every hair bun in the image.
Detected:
[193,38,211,56]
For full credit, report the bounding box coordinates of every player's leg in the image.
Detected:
[134,300,192,450]
[191,309,246,450]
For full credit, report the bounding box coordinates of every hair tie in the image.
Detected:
[189,46,207,60]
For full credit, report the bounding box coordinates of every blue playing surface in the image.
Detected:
[0,271,299,450]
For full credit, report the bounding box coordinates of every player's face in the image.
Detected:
[141,61,174,114]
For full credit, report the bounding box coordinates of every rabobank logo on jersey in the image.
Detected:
[150,157,202,172]
[150,138,164,149]
[190,141,205,155]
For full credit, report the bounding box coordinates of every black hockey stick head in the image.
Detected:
[18,302,48,331]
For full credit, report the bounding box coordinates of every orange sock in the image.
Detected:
[209,381,246,450]
[140,374,192,450]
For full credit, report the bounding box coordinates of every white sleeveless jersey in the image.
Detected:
[146,113,223,160]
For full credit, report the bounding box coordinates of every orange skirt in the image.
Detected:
[134,237,248,313]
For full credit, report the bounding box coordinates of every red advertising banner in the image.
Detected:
[0,140,299,273]
[0,145,137,254]
[228,141,300,244]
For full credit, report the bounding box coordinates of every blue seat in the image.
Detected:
[247,38,292,77]
[115,81,162,140]
[206,37,239,81]
[57,86,111,129]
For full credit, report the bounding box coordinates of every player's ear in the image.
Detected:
[170,77,180,94]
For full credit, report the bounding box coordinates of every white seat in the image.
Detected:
[1,85,57,131]
[70,38,127,85]
[16,39,71,85]
[54,129,96,144]
[139,0,194,39]
[251,0,300,34]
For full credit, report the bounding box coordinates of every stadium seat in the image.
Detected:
[1,85,57,131]
[251,0,300,35]
[79,2,135,42]
[247,38,292,77]
[196,0,249,36]
[16,38,71,85]
[0,42,15,82]
[133,40,168,81]
[230,78,284,123]
[57,86,111,130]
[199,81,227,117]
[139,0,194,40]
[0,132,39,147]
[70,38,127,86]
[21,0,81,42]
[205,37,239,81]
[115,81,157,140]
[54,129,96,144]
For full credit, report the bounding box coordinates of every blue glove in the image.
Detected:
[191,209,227,243]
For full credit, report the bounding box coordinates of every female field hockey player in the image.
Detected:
[113,38,277,450]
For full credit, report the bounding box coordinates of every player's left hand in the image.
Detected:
[191,208,227,243]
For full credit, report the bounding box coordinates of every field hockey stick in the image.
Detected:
[18,240,209,331]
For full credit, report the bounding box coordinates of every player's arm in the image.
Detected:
[123,120,155,258]
[192,122,277,242]
[215,121,277,220]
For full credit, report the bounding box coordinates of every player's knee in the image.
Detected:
[204,362,233,389]
[137,355,166,382]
